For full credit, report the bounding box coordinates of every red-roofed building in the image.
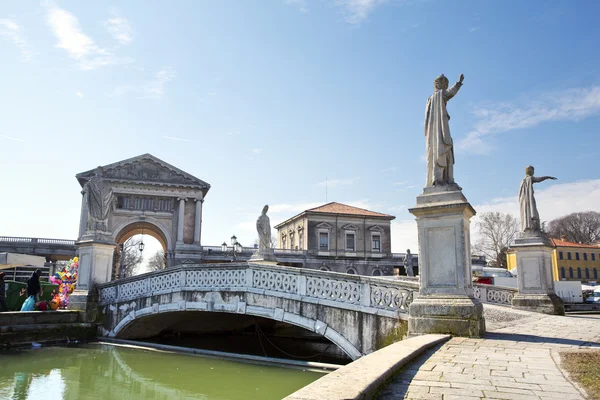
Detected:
[274,202,407,276]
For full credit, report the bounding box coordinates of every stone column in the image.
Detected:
[78,191,88,240]
[407,185,485,337]
[176,197,186,245]
[193,198,203,246]
[511,235,564,315]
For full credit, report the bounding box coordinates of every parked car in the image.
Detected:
[472,267,515,285]
[586,287,600,304]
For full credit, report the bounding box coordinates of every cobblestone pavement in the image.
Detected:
[378,310,600,400]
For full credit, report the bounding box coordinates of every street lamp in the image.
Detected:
[139,228,145,253]
[222,234,242,261]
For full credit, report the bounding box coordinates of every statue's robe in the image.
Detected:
[519,176,543,232]
[84,176,113,231]
[424,82,462,186]
[256,214,271,250]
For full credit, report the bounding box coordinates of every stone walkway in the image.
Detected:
[378,307,600,400]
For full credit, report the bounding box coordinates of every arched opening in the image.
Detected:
[346,268,356,275]
[116,311,352,364]
[372,269,382,276]
[113,222,169,278]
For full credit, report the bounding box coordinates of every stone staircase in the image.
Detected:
[0,310,96,348]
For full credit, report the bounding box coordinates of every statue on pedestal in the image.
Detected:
[256,205,271,251]
[518,166,556,234]
[404,249,414,277]
[83,168,114,234]
[424,73,464,187]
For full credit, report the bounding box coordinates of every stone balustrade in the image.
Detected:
[97,263,418,317]
[473,284,518,306]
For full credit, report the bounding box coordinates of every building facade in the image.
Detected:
[507,237,600,283]
[274,202,407,276]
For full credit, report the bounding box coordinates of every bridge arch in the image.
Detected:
[110,305,361,360]
[98,263,417,361]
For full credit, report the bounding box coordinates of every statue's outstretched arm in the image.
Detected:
[444,74,464,100]
[533,176,557,183]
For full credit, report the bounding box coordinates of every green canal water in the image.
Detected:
[0,344,325,400]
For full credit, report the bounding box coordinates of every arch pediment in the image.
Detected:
[76,153,211,192]
[316,222,333,230]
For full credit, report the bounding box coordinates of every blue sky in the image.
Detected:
[1,0,600,255]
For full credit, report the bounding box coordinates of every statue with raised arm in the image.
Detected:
[425,73,464,187]
[83,168,114,233]
[256,205,271,251]
[518,166,557,233]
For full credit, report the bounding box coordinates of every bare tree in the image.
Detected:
[473,212,519,268]
[116,237,143,278]
[147,250,165,272]
[547,211,600,244]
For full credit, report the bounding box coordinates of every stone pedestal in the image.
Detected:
[250,248,276,262]
[76,240,116,291]
[511,234,564,315]
[408,184,485,337]
[72,239,115,322]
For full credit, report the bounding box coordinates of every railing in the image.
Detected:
[0,236,75,246]
[97,264,419,315]
[473,284,518,306]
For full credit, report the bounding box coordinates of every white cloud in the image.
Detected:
[162,136,198,142]
[336,0,390,24]
[391,179,600,257]
[0,18,34,60]
[316,178,354,187]
[113,67,176,99]
[458,85,600,154]
[44,2,121,70]
[285,0,309,13]
[251,148,263,154]
[0,134,25,142]
[143,67,176,98]
[469,27,479,33]
[105,14,132,45]
[76,91,84,98]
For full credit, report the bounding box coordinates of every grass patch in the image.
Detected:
[560,350,600,400]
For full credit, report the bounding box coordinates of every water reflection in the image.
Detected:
[0,344,324,400]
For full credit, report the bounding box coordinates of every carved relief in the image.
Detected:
[104,160,199,186]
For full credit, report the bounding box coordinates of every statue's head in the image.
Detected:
[406,249,411,254]
[262,205,269,214]
[525,165,534,176]
[434,74,449,90]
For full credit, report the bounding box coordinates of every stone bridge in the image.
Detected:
[97,263,419,360]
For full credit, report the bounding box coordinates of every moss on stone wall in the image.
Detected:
[375,319,408,350]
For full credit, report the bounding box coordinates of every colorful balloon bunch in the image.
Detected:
[49,257,79,308]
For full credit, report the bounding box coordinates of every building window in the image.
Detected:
[281,235,286,249]
[345,233,355,251]
[584,253,588,261]
[346,268,356,275]
[372,234,381,252]
[559,251,564,260]
[319,232,329,250]
[595,269,598,279]
[593,253,596,261]
[586,268,590,279]
[576,252,580,261]
[560,267,565,279]
[372,269,382,276]
[577,268,582,279]
[568,252,572,260]
[569,267,573,278]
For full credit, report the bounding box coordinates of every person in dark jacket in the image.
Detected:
[0,272,7,311]
[27,269,43,302]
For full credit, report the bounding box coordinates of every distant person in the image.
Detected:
[0,272,7,311]
[27,269,43,302]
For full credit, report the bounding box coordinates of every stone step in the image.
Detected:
[0,322,96,347]
[0,310,81,326]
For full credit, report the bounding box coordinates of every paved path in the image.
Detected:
[378,307,600,400]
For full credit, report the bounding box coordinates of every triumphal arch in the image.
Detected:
[74,153,210,291]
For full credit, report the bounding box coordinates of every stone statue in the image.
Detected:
[518,166,556,234]
[83,168,114,233]
[256,205,271,250]
[404,249,414,277]
[425,73,464,187]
